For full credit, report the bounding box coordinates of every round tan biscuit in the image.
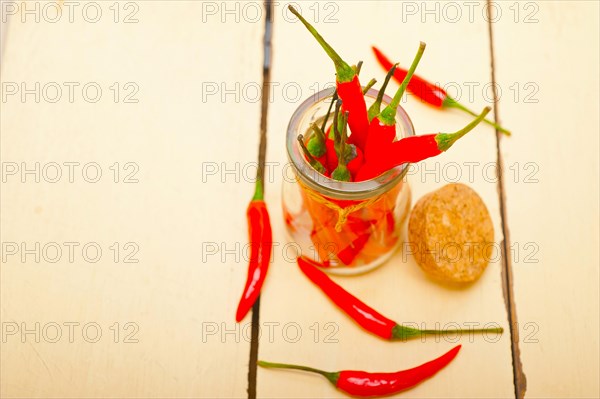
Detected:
[408,183,494,284]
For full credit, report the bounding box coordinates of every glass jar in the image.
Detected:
[282,87,414,275]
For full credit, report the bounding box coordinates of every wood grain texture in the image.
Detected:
[3,1,596,398]
[258,2,514,397]
[0,3,263,397]
[492,2,600,397]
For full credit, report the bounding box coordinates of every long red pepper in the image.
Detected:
[298,256,503,340]
[289,6,370,149]
[364,42,426,162]
[356,106,491,181]
[235,179,273,322]
[258,345,461,397]
[336,231,370,265]
[372,46,511,135]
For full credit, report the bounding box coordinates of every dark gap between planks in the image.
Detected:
[486,1,527,398]
[248,1,274,398]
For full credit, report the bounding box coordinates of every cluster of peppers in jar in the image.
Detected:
[252,7,508,398]
[291,6,497,183]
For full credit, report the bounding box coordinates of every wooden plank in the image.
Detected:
[0,3,264,397]
[258,1,514,397]
[492,2,600,397]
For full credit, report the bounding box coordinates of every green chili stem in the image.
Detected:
[298,135,326,174]
[443,96,511,136]
[339,111,350,168]
[332,99,343,144]
[355,60,363,76]
[380,42,426,125]
[331,111,351,181]
[252,178,264,201]
[362,78,377,95]
[421,327,504,335]
[288,6,355,82]
[320,91,338,133]
[435,106,491,151]
[257,360,339,385]
[310,123,327,143]
[392,323,503,340]
[368,63,398,121]
[298,135,318,163]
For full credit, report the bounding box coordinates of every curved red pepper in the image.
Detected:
[336,345,461,396]
[356,107,491,181]
[235,181,273,322]
[373,46,511,135]
[356,134,440,182]
[298,256,396,339]
[289,6,370,149]
[373,45,446,107]
[338,75,369,149]
[258,345,462,397]
[297,256,502,340]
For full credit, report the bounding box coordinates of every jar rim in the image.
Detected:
[286,87,415,200]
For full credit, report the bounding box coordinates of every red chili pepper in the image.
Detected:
[258,345,461,397]
[364,42,426,162]
[372,46,511,135]
[357,106,491,181]
[289,6,370,149]
[336,231,370,265]
[297,256,503,340]
[235,179,273,322]
[363,64,396,163]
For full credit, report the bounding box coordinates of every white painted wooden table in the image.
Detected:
[1,1,598,398]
